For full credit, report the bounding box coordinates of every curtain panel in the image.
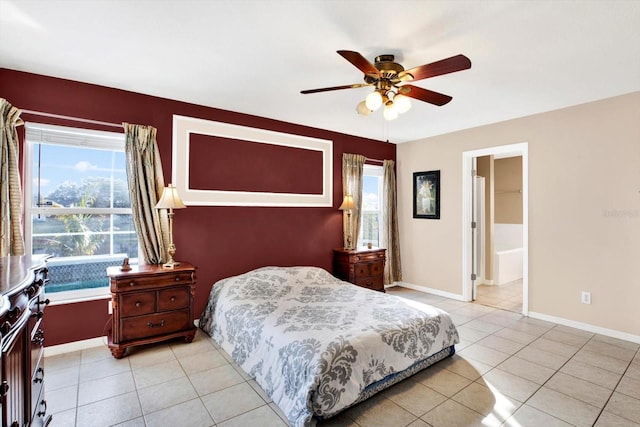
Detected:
[0,98,25,256]
[341,153,366,250]
[383,160,402,284]
[123,123,169,265]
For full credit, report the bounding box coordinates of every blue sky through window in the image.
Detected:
[362,175,379,210]
[34,143,127,200]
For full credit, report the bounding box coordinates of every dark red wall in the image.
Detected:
[1,68,396,346]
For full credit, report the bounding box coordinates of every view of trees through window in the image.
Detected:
[26,127,137,260]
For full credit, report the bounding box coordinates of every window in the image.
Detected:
[359,164,383,248]
[24,123,137,301]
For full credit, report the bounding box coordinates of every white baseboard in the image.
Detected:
[396,282,465,301]
[529,311,640,344]
[394,283,639,345]
[44,336,106,357]
[44,320,202,357]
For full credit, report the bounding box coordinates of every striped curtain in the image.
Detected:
[123,123,169,265]
[342,153,366,250]
[0,98,25,256]
[382,160,402,284]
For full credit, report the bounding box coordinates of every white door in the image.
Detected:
[471,174,485,300]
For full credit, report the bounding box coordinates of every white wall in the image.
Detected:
[397,92,640,337]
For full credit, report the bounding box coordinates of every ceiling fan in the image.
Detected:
[301,50,472,120]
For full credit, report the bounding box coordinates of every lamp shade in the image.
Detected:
[339,195,355,211]
[155,184,186,209]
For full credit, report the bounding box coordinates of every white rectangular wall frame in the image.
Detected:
[171,115,333,206]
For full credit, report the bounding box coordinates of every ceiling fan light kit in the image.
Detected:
[302,50,471,121]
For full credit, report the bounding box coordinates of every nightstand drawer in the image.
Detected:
[120,292,155,316]
[158,287,190,311]
[113,271,192,291]
[354,264,370,277]
[369,261,384,276]
[353,260,384,278]
[354,251,385,263]
[355,276,383,291]
[121,309,191,341]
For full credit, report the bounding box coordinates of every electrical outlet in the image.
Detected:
[581,291,591,304]
[108,300,113,314]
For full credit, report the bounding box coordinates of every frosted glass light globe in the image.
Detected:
[365,91,383,111]
[393,94,411,114]
[383,103,399,120]
[356,101,371,115]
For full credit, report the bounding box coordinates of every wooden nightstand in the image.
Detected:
[106,262,197,358]
[333,248,386,292]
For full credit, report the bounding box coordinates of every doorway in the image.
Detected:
[462,143,528,316]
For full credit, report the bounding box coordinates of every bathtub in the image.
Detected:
[493,247,523,285]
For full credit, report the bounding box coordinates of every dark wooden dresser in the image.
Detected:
[0,255,51,427]
[106,263,197,359]
[333,248,386,292]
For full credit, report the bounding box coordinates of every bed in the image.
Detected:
[199,266,459,427]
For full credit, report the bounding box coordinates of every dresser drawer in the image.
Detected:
[120,291,155,316]
[121,309,191,341]
[113,271,193,291]
[158,287,190,311]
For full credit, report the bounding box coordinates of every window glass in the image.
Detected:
[359,165,383,248]
[25,123,137,297]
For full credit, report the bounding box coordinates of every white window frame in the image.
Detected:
[24,123,133,303]
[358,164,384,248]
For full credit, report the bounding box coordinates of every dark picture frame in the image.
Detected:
[413,170,440,219]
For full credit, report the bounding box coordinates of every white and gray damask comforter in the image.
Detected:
[199,266,459,427]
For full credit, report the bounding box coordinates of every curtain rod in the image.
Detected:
[18,109,123,129]
[366,157,385,164]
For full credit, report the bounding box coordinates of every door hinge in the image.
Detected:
[471,273,477,281]
[471,221,476,229]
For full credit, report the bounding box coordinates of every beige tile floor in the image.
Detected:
[45,287,640,427]
[475,280,523,313]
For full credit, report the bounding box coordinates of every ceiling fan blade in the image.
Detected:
[399,85,453,106]
[301,83,371,94]
[337,50,380,77]
[399,54,471,82]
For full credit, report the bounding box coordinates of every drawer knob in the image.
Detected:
[135,302,142,308]
[129,281,135,287]
[175,276,180,281]
[170,296,176,302]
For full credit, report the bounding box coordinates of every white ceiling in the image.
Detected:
[1,0,639,143]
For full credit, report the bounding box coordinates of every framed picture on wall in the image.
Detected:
[413,170,440,219]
